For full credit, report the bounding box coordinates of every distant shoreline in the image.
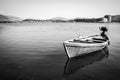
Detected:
[0,22,119,24]
[0,14,120,23]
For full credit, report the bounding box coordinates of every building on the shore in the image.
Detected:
[104,15,112,22]
[107,15,112,22]
[102,17,108,22]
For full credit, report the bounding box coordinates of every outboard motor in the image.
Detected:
[99,26,110,45]
[99,27,108,32]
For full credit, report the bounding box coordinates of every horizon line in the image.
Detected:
[0,13,119,20]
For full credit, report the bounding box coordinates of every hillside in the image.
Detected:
[111,15,120,22]
[0,14,21,23]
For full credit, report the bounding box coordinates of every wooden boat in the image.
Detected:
[63,35,109,58]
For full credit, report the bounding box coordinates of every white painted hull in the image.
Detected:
[63,35,109,58]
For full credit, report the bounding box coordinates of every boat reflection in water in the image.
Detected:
[63,47,109,78]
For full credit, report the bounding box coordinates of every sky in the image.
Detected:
[0,0,120,19]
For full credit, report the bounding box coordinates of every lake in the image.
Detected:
[0,22,120,80]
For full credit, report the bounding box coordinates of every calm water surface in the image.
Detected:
[0,23,120,80]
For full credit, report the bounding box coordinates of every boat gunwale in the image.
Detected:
[64,39,108,47]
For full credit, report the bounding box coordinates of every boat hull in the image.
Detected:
[63,36,109,58]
